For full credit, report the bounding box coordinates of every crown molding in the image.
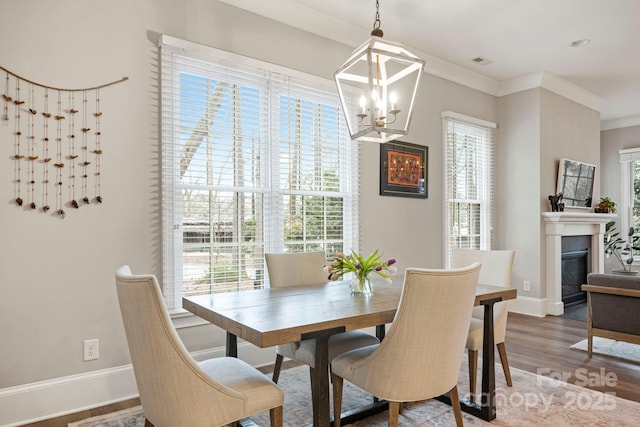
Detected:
[601,115,640,131]
[219,0,366,45]
[499,71,602,113]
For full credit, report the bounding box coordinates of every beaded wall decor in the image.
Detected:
[1,66,127,218]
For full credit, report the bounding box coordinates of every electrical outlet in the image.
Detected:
[523,280,531,292]
[83,339,99,361]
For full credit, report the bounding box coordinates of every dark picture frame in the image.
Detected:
[380,140,428,198]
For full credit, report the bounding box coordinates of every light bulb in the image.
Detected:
[389,92,397,111]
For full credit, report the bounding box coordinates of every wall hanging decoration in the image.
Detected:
[379,140,428,198]
[1,66,127,218]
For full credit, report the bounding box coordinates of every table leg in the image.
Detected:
[226,332,238,358]
[480,299,497,420]
[302,327,387,427]
[226,332,259,427]
[310,334,331,427]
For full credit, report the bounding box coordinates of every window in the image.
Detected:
[442,111,496,267]
[619,148,640,255]
[160,36,358,311]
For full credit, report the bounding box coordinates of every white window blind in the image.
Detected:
[442,112,496,267]
[619,148,640,255]
[160,36,358,311]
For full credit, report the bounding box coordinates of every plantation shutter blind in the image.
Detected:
[268,74,358,256]
[160,35,358,311]
[442,111,496,268]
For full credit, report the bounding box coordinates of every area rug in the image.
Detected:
[70,357,640,427]
[67,405,145,427]
[570,337,640,364]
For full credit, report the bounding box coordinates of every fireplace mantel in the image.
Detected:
[542,211,616,315]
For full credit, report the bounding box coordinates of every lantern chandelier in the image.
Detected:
[334,0,425,143]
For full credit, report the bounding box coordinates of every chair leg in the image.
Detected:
[388,401,401,427]
[468,349,478,403]
[270,405,283,427]
[497,342,513,387]
[587,295,593,359]
[272,354,284,383]
[449,385,464,427]
[144,419,154,427]
[331,373,343,427]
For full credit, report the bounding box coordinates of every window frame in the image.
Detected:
[442,111,496,268]
[159,35,359,312]
[619,147,640,260]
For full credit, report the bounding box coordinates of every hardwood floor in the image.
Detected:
[20,313,640,426]
[505,313,640,401]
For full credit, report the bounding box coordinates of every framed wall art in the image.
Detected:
[380,140,428,198]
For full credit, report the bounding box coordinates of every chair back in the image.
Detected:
[343,264,481,402]
[265,251,328,288]
[115,266,245,426]
[451,248,514,287]
[452,248,515,342]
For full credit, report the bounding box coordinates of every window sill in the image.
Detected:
[170,310,210,329]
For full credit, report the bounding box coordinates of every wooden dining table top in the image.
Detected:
[182,280,517,349]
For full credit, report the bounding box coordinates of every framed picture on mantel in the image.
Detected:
[380,140,428,198]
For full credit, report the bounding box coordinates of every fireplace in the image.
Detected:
[542,212,614,315]
[561,235,590,306]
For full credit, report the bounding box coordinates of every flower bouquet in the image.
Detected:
[324,249,397,294]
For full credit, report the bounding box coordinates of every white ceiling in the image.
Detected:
[221,0,640,129]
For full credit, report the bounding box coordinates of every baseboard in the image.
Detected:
[509,296,548,317]
[0,343,276,427]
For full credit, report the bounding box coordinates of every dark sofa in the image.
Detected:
[581,273,640,358]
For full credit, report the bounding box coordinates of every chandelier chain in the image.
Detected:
[373,0,381,31]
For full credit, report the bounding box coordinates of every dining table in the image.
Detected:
[183,278,516,427]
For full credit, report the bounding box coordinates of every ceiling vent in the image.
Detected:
[471,56,493,65]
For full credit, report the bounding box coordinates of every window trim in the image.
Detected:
[619,147,640,245]
[159,35,359,312]
[442,111,496,268]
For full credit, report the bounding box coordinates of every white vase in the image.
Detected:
[351,275,373,295]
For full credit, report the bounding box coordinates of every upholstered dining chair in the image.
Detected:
[330,264,481,427]
[265,251,380,383]
[452,248,516,403]
[115,265,284,427]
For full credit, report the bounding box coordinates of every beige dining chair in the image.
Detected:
[330,264,481,427]
[115,265,284,427]
[451,248,516,403]
[265,251,380,383]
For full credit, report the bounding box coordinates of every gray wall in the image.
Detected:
[0,0,498,395]
[359,73,499,270]
[498,88,600,303]
[498,89,542,298]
